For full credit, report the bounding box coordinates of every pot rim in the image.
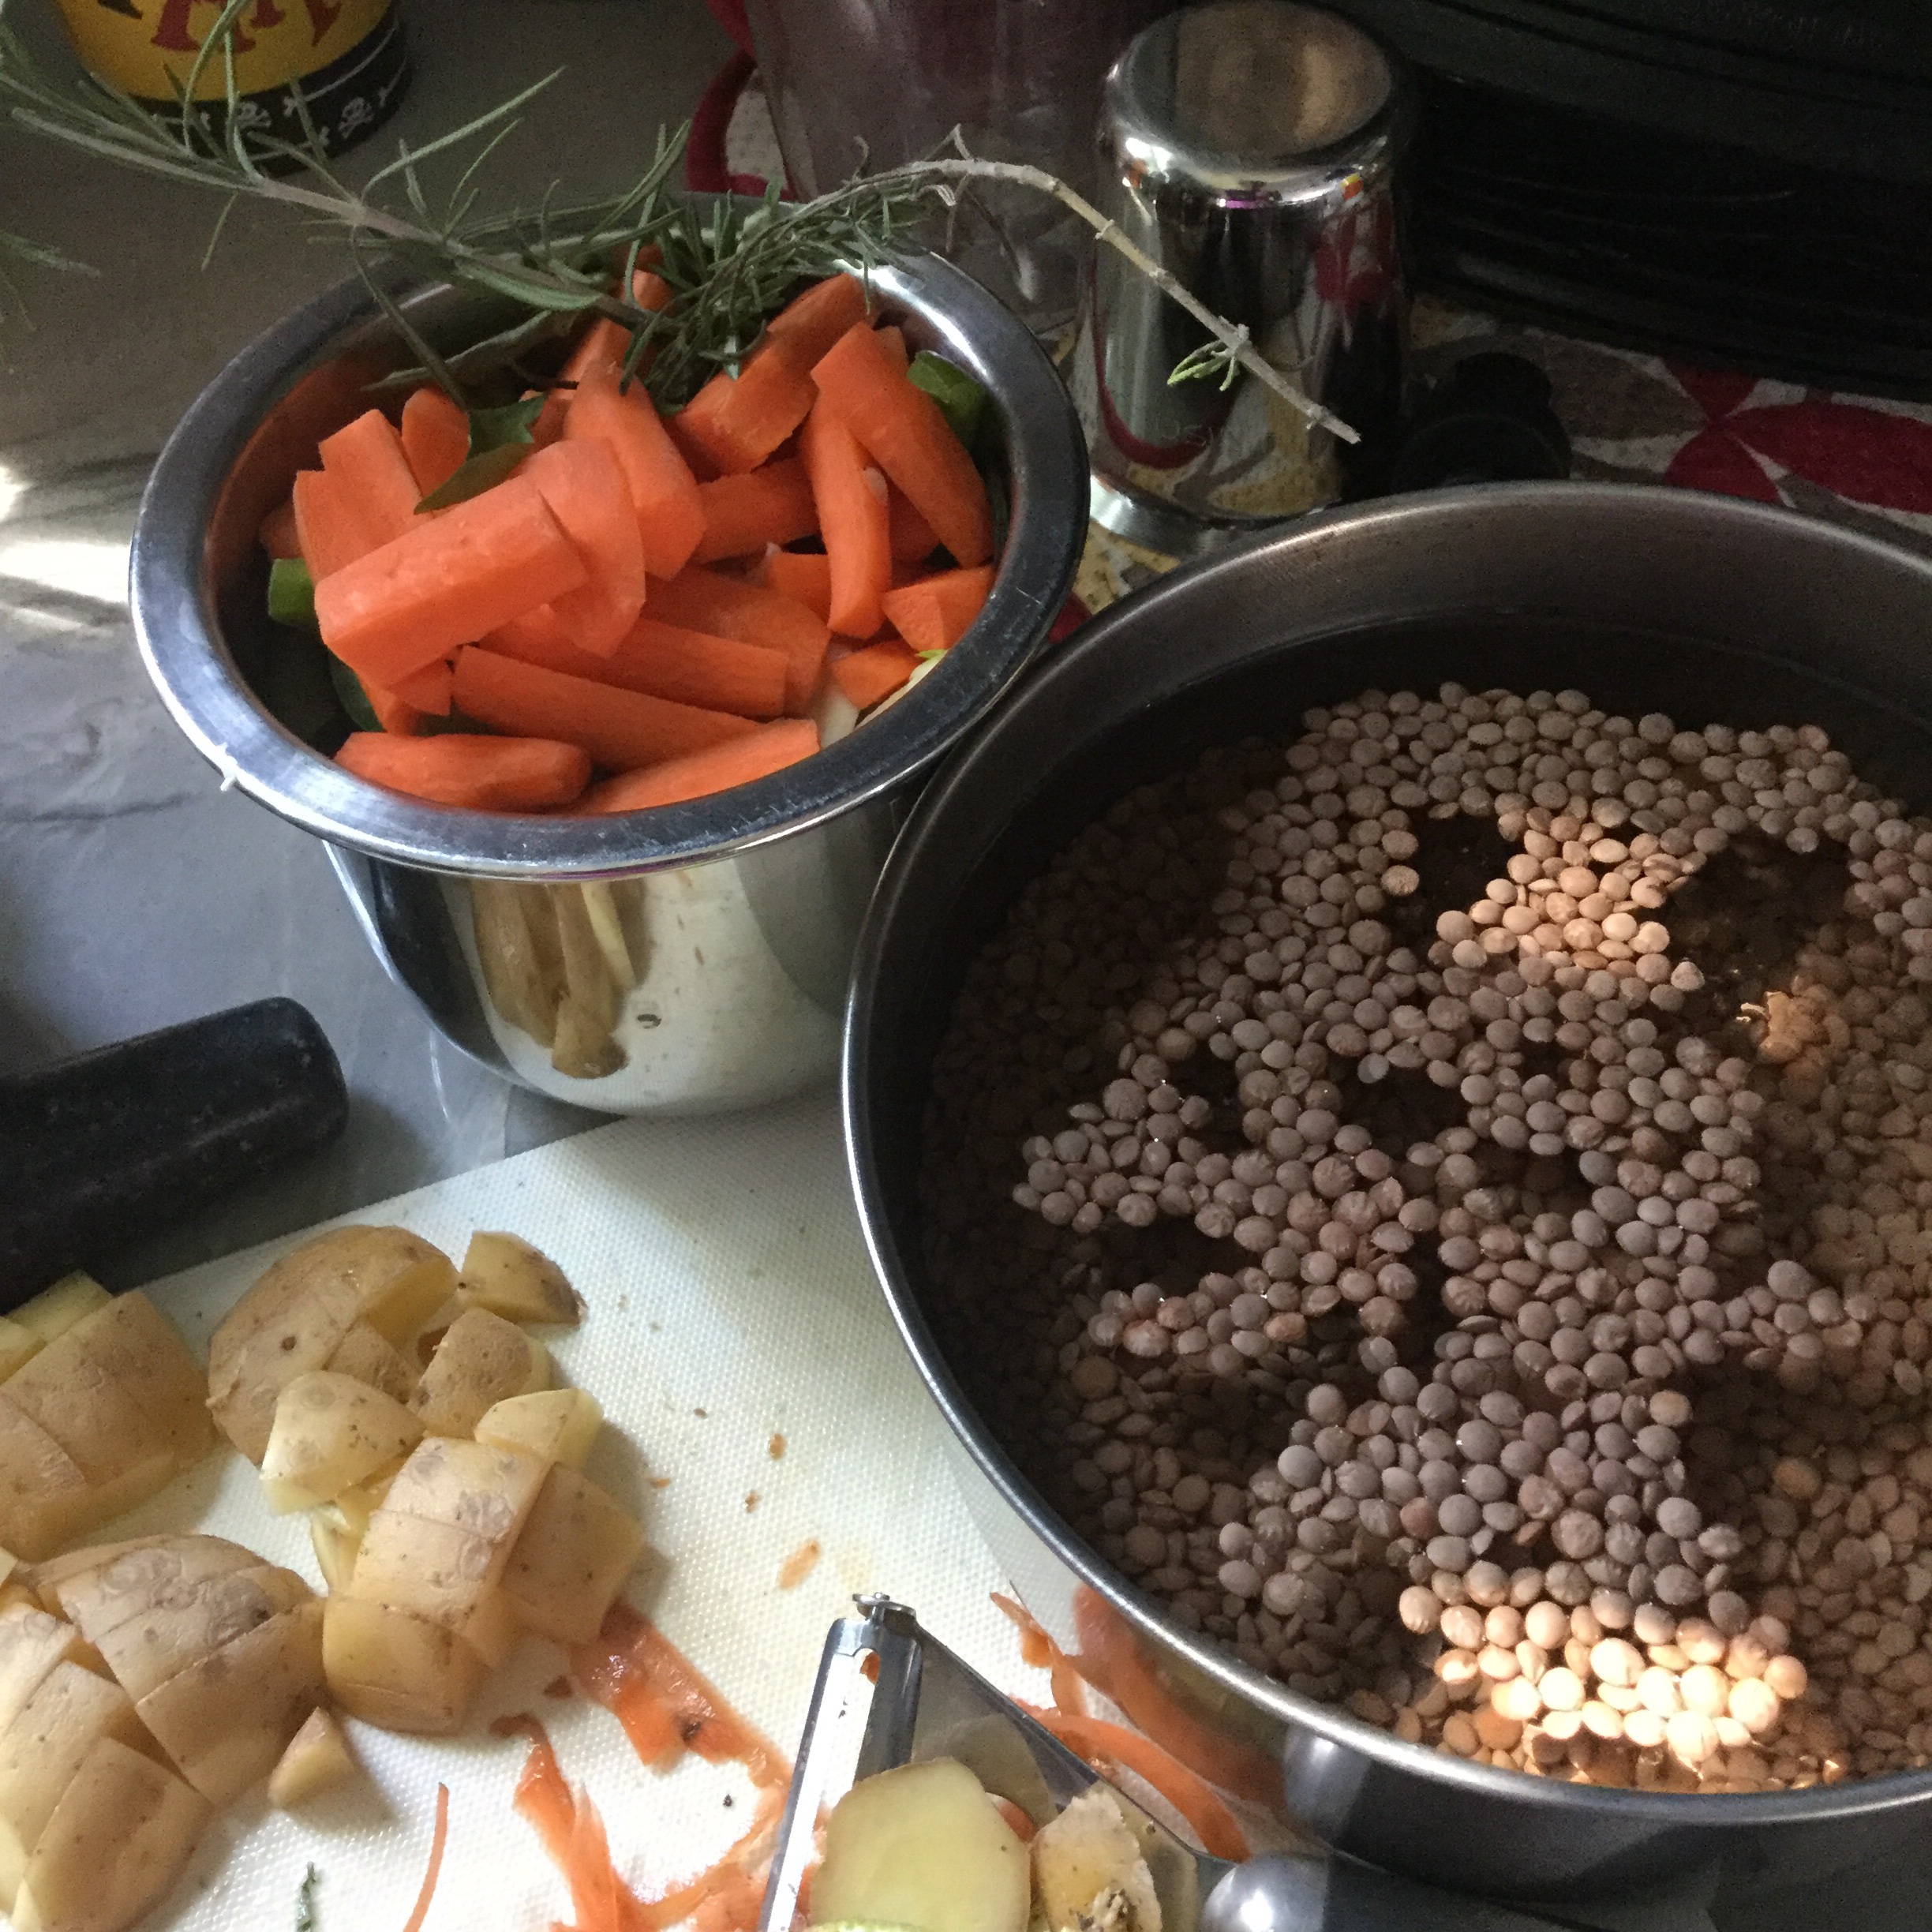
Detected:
[844,479,1932,1825]
[130,250,1086,881]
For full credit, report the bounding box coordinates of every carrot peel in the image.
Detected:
[399,1783,450,1932]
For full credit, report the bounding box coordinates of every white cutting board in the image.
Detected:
[116,1091,1028,1932]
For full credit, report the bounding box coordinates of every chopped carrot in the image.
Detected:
[633,267,672,312]
[498,1717,575,1866]
[763,272,871,369]
[565,365,706,581]
[1018,1704,1250,1863]
[400,386,470,496]
[832,636,920,710]
[993,1798,1037,1843]
[646,568,829,716]
[319,406,423,545]
[399,1784,451,1932]
[609,1677,683,1771]
[811,322,993,566]
[258,498,300,560]
[888,487,939,564]
[365,684,429,736]
[572,1603,791,1792]
[335,732,592,811]
[528,387,570,450]
[484,611,787,719]
[575,720,818,814]
[800,399,890,638]
[537,276,672,444]
[880,563,994,653]
[387,657,453,714]
[562,316,631,388]
[314,477,587,688]
[566,1785,622,1932]
[291,468,373,581]
[491,602,576,657]
[525,439,648,657]
[693,458,818,564]
[761,549,830,622]
[874,324,908,372]
[676,353,818,477]
[452,646,754,771]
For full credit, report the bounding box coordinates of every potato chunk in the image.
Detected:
[475,1390,603,1470]
[322,1597,486,1735]
[0,1402,92,1565]
[12,1736,208,1932]
[11,1277,110,1350]
[135,1599,325,1805]
[811,1758,1030,1932]
[260,1371,423,1512]
[0,1604,91,1739]
[410,1309,550,1439]
[500,1466,643,1645]
[208,1227,455,1462]
[457,1233,582,1327]
[0,1661,145,1908]
[323,1321,419,1404]
[267,1706,359,1809]
[1031,1785,1163,1932]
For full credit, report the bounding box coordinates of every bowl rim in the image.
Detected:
[843,478,1932,1824]
[130,249,1086,881]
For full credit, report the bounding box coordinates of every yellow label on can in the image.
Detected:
[56,0,391,100]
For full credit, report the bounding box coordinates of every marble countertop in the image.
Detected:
[0,0,734,1281]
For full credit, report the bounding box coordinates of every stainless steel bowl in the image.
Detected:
[844,483,1932,1924]
[132,252,1085,1114]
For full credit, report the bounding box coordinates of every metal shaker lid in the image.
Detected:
[1107,0,1395,194]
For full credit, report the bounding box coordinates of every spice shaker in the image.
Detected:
[1070,0,1410,552]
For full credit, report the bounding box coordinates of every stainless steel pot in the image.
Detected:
[132,253,1086,1114]
[843,483,1932,1926]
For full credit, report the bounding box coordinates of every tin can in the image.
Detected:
[1070,0,1410,552]
[54,0,409,158]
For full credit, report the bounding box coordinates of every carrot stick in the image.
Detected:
[676,354,818,477]
[386,657,453,714]
[484,611,787,719]
[646,568,829,715]
[1017,1704,1250,1862]
[760,550,830,622]
[258,498,300,560]
[994,1798,1037,1843]
[763,272,871,368]
[336,732,592,811]
[315,477,588,688]
[692,458,818,563]
[452,646,755,771]
[880,563,994,653]
[799,399,890,638]
[525,439,648,657]
[399,1784,450,1932]
[874,324,908,372]
[811,323,993,566]
[575,720,819,815]
[565,365,706,582]
[291,468,373,581]
[888,487,939,564]
[832,637,920,710]
[400,387,470,496]
[319,407,423,545]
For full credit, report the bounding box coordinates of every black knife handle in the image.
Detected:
[0,998,348,1305]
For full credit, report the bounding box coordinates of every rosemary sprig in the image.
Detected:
[0,9,1354,440]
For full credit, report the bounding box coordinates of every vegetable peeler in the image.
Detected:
[761,1598,1575,1932]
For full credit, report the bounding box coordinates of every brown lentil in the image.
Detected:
[921,684,1932,1792]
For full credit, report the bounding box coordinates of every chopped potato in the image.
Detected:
[0,1605,92,1739]
[410,1308,550,1438]
[0,1661,145,1908]
[260,1371,423,1512]
[322,1321,419,1404]
[458,1589,522,1668]
[322,1596,486,1735]
[380,1436,549,1539]
[811,1758,1030,1932]
[0,1323,38,1386]
[0,1402,92,1565]
[12,1277,110,1350]
[310,1511,359,1596]
[1031,1786,1163,1932]
[500,1466,643,1645]
[135,1600,325,1805]
[208,1227,456,1462]
[475,1389,603,1470]
[31,1534,256,1621]
[458,1233,582,1327]
[12,1736,208,1932]
[267,1707,359,1809]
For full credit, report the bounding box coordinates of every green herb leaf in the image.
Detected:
[267,556,316,629]
[907,350,987,449]
[327,654,380,732]
[416,395,545,511]
[294,1863,320,1932]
